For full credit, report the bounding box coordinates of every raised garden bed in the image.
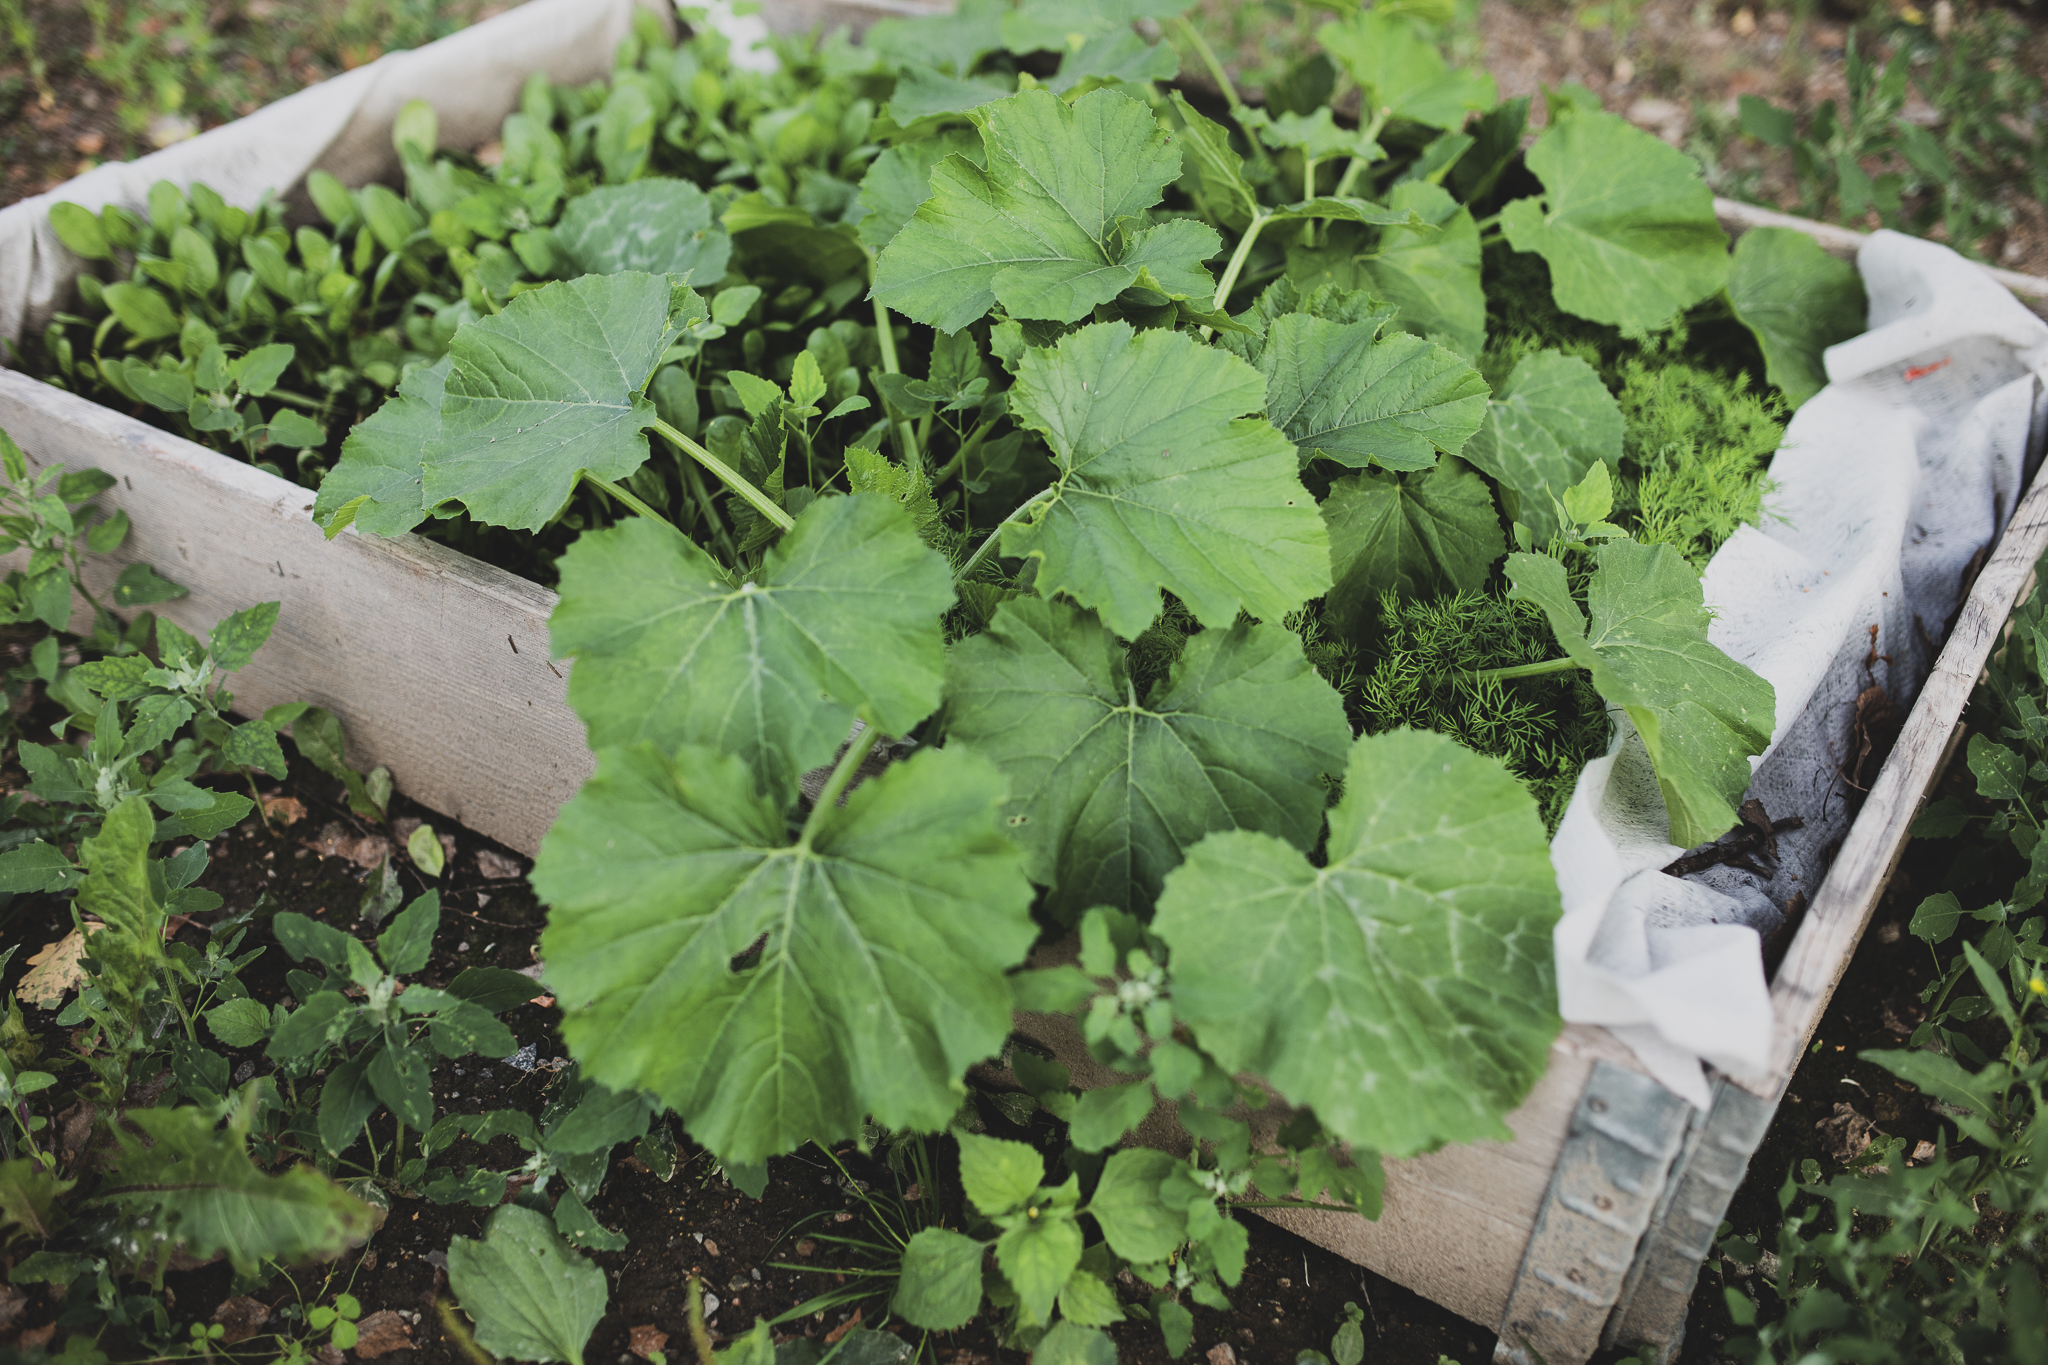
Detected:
[3,3,2047,1363]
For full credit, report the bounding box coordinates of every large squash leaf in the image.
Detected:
[1459,350,1623,543]
[864,0,1007,74]
[1258,310,1489,473]
[856,130,984,254]
[1726,226,1866,408]
[1316,10,1496,130]
[97,1080,374,1279]
[313,356,447,539]
[425,272,704,531]
[1358,180,1484,358]
[1499,107,1729,331]
[998,0,1192,54]
[532,744,1035,1164]
[872,87,1217,332]
[553,181,732,283]
[1321,457,1504,635]
[1506,541,1775,847]
[945,597,1350,921]
[1153,729,1562,1156]
[1003,321,1330,639]
[551,497,953,803]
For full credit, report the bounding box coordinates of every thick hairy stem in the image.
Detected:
[580,473,675,529]
[955,485,1055,582]
[799,722,883,851]
[1203,211,1273,335]
[1332,109,1392,200]
[868,276,922,466]
[1471,655,1583,683]
[649,418,794,532]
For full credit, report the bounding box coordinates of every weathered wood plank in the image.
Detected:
[1730,463,2048,1096]
[1714,197,2048,317]
[0,370,590,855]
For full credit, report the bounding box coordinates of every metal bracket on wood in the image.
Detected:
[1492,1062,1694,1365]
[1601,1077,1780,1361]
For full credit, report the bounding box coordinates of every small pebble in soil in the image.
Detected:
[705,1239,719,1255]
[796,1240,815,1256]
[457,942,469,952]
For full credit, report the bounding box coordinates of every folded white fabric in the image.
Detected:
[1553,231,2048,1108]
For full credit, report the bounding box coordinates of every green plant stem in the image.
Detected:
[798,724,883,851]
[1170,15,1273,169]
[1204,211,1275,335]
[1472,656,1584,683]
[1301,156,1319,247]
[955,485,1054,582]
[580,473,675,528]
[869,284,922,467]
[1172,15,1243,109]
[649,418,795,532]
[684,1275,717,1365]
[933,417,998,485]
[1332,110,1392,200]
[678,458,739,562]
[436,1297,496,1365]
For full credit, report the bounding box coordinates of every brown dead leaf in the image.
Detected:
[262,794,307,827]
[18,926,103,1008]
[628,1324,669,1360]
[476,848,524,881]
[55,1100,95,1169]
[353,1310,413,1358]
[210,1296,271,1345]
[824,1309,863,1345]
[18,1324,53,1352]
[1816,1102,1878,1163]
[0,1284,26,1334]
[303,822,390,871]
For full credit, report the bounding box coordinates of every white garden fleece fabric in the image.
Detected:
[1555,230,2048,1108]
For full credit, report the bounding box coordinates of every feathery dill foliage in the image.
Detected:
[1615,357,1785,567]
[1481,250,1787,569]
[1356,588,1610,832]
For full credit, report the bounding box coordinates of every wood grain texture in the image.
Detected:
[1729,464,2048,1096]
[0,370,590,855]
[1714,197,2048,317]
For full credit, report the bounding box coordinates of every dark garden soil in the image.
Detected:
[0,729,1489,1364]
[0,692,1967,1365]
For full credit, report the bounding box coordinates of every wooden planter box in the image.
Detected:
[3,9,2045,1362]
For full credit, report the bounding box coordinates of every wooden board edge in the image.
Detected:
[0,369,590,856]
[1714,197,2048,316]
[1729,462,2048,1096]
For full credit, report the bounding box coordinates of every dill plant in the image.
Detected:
[1355,588,1609,831]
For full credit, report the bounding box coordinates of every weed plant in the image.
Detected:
[1717,555,2048,1362]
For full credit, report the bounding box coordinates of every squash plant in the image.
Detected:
[297,0,1870,1353]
